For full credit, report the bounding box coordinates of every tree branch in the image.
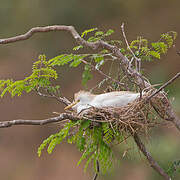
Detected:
[146,72,180,101]
[121,23,141,72]
[36,88,71,106]
[0,113,79,128]
[133,133,171,180]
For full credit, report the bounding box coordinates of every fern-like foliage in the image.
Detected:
[166,160,180,178]
[38,121,78,156]
[38,120,122,174]
[0,55,58,97]
[129,31,177,61]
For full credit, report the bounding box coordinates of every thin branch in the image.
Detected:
[0,113,79,128]
[133,133,171,180]
[147,72,180,101]
[80,59,125,87]
[36,89,71,106]
[93,160,100,180]
[121,23,141,72]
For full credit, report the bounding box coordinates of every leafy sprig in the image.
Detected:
[129,31,177,61]
[38,120,122,174]
[0,55,57,97]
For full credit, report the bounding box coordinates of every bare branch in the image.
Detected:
[121,23,141,72]
[80,58,125,87]
[36,89,71,106]
[147,72,180,101]
[133,133,171,180]
[0,26,77,44]
[0,113,79,128]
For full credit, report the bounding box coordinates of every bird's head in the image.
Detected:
[64,91,95,110]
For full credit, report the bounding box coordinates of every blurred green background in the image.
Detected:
[0,0,180,179]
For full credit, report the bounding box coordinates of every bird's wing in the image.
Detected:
[91,92,140,107]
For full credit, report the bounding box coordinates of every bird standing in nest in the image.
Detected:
[64,91,141,114]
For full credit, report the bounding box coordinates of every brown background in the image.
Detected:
[0,0,180,179]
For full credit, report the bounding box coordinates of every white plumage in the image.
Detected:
[64,91,140,113]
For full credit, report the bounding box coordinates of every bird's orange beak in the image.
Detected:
[64,100,79,110]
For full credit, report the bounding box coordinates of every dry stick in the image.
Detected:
[121,23,141,72]
[36,89,71,106]
[0,113,79,128]
[147,72,180,101]
[133,133,171,180]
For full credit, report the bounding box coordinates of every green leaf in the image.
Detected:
[160,31,177,48]
[120,48,126,53]
[129,45,138,50]
[105,29,114,36]
[84,153,95,172]
[151,42,168,54]
[95,31,104,36]
[82,64,93,87]
[49,54,74,66]
[167,160,180,177]
[77,143,96,166]
[149,51,160,59]
[87,36,100,42]
[76,136,86,152]
[80,120,91,130]
[73,45,83,51]
[69,55,87,67]
[69,57,82,67]
[92,54,104,63]
[81,28,97,38]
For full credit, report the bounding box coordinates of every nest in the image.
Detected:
[80,89,168,135]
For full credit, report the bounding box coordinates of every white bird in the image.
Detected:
[64,91,141,114]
